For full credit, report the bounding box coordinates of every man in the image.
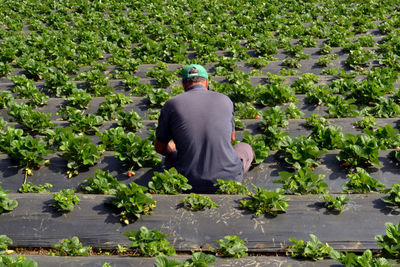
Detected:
[155,64,254,192]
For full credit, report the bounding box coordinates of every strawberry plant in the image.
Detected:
[0,91,14,109]
[247,57,272,69]
[275,167,328,195]
[299,35,317,47]
[375,222,400,259]
[124,226,176,257]
[52,189,80,212]
[0,128,52,183]
[260,106,289,129]
[0,184,18,214]
[114,132,161,171]
[326,96,359,118]
[342,168,385,193]
[124,76,152,96]
[97,93,132,120]
[154,252,216,267]
[291,73,319,94]
[146,63,178,88]
[263,125,289,150]
[363,97,400,118]
[256,83,297,106]
[0,255,38,266]
[19,182,53,193]
[0,62,12,77]
[97,127,126,151]
[240,186,289,217]
[241,131,269,165]
[180,193,218,211]
[11,75,48,107]
[213,235,248,258]
[148,88,171,107]
[65,88,92,109]
[345,48,376,70]
[363,125,400,150]
[283,58,301,69]
[381,184,400,207]
[117,110,143,132]
[322,195,349,213]
[278,136,327,169]
[214,179,250,195]
[8,102,55,134]
[305,114,330,129]
[0,235,13,255]
[59,134,105,177]
[80,170,121,195]
[77,69,114,96]
[51,236,92,256]
[234,102,260,119]
[67,110,104,135]
[330,249,394,267]
[354,115,376,130]
[308,125,343,150]
[44,69,77,97]
[306,86,333,106]
[337,134,381,168]
[148,168,192,194]
[286,234,333,261]
[317,54,338,67]
[111,182,156,224]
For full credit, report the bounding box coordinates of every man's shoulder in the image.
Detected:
[169,90,232,104]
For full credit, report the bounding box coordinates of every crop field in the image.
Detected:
[1,0,400,266]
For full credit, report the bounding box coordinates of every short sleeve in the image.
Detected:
[156,105,172,143]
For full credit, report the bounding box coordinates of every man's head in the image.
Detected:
[182,64,208,90]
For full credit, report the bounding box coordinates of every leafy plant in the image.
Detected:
[322,195,349,212]
[305,114,330,129]
[260,106,289,129]
[375,222,400,259]
[148,168,192,194]
[214,179,250,195]
[65,88,92,109]
[77,69,114,96]
[342,168,385,193]
[67,110,104,135]
[240,186,289,216]
[19,182,53,193]
[234,102,260,119]
[286,234,333,261]
[213,235,248,258]
[256,83,297,106]
[363,97,400,118]
[154,252,216,267]
[382,184,400,207]
[97,93,132,120]
[0,184,18,214]
[278,136,327,169]
[52,189,80,212]
[51,236,92,256]
[8,102,55,134]
[275,167,328,194]
[11,75,48,107]
[80,170,121,195]
[363,125,400,150]
[308,124,343,150]
[354,115,376,130]
[0,255,38,267]
[337,134,381,168]
[241,131,269,165]
[59,134,105,177]
[291,73,319,94]
[0,235,13,255]
[330,249,395,267]
[114,132,161,172]
[146,63,178,88]
[117,110,143,132]
[110,182,156,224]
[124,226,176,256]
[326,96,359,118]
[180,193,218,211]
[148,88,171,107]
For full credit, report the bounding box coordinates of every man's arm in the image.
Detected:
[155,139,176,156]
[231,130,236,144]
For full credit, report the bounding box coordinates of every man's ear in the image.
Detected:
[205,80,209,90]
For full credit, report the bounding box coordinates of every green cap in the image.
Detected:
[182,64,208,80]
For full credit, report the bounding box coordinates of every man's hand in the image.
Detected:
[155,139,176,156]
[231,130,236,144]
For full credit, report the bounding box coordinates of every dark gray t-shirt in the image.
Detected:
[156,84,243,186]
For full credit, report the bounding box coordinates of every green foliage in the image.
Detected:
[117,110,143,132]
[0,235,12,255]
[381,184,400,207]
[291,73,319,94]
[213,235,248,258]
[342,168,385,193]
[67,110,104,135]
[114,132,161,170]
[305,114,330,129]
[148,168,192,194]
[214,179,250,195]
[52,189,80,212]
[51,236,92,256]
[146,63,178,88]
[154,252,216,267]
[59,134,105,176]
[80,170,121,195]
[77,69,114,96]
[364,125,400,149]
[240,186,289,216]
[278,136,327,169]
[0,91,14,109]
[375,222,400,259]
[65,88,92,109]
[326,96,359,118]
[286,234,333,261]
[263,125,288,150]
[11,75,48,107]
[256,83,297,106]
[110,182,156,224]
[308,124,343,150]
[124,226,176,257]
[241,131,269,165]
[19,182,53,193]
[0,255,38,267]
[180,193,218,211]
[363,97,400,118]
[276,167,328,195]
[148,88,171,107]
[337,134,381,168]
[97,127,126,150]
[97,93,132,120]
[234,102,260,119]
[322,195,349,212]
[260,106,289,128]
[354,116,376,130]
[331,249,395,267]
[8,102,55,134]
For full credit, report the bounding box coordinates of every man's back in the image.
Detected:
[156,84,243,186]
